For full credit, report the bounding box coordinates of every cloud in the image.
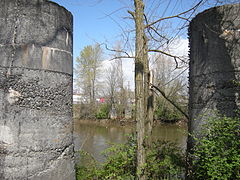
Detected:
[101,58,135,90]
[78,38,189,92]
[169,38,189,57]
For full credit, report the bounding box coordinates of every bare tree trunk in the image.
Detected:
[134,0,146,179]
[146,71,154,146]
[143,37,154,147]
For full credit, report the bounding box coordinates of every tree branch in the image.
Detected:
[163,67,188,86]
[127,10,135,19]
[149,49,188,64]
[149,49,183,68]
[145,0,204,29]
[109,56,135,61]
[151,84,189,120]
[103,43,134,58]
[148,26,170,42]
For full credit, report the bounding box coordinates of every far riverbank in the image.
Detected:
[73,117,187,127]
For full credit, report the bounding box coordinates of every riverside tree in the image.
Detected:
[104,42,127,119]
[75,44,103,117]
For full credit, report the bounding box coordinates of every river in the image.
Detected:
[74,120,187,162]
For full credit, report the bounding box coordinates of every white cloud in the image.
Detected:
[101,58,135,90]
[169,38,189,57]
[122,59,135,89]
[77,38,189,92]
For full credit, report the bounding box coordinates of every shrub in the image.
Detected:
[154,102,184,122]
[76,135,185,179]
[192,115,240,180]
[146,140,185,179]
[75,151,99,180]
[95,103,110,119]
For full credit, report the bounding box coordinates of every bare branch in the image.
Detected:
[151,84,189,120]
[148,26,170,42]
[103,43,134,59]
[103,12,134,54]
[163,68,188,86]
[178,16,191,22]
[149,49,189,68]
[108,56,135,61]
[127,10,135,19]
[98,7,127,19]
[145,0,204,29]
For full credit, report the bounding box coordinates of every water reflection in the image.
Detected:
[74,120,187,162]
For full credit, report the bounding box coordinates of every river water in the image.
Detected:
[74,120,187,162]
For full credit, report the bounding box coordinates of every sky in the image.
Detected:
[51,0,131,60]
[49,0,193,85]
[49,0,231,90]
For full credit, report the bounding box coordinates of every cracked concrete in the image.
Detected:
[0,0,75,179]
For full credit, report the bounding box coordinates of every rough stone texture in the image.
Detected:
[0,0,75,179]
[187,2,240,163]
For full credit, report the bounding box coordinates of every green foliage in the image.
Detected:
[155,102,184,121]
[76,135,185,180]
[75,151,99,180]
[97,136,136,179]
[192,115,240,180]
[146,141,185,179]
[75,44,103,107]
[95,103,110,119]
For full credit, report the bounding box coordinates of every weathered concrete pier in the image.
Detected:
[188,3,240,136]
[187,3,240,177]
[0,0,75,179]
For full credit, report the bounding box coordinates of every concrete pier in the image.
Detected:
[188,3,240,135]
[0,0,75,179]
[187,3,240,177]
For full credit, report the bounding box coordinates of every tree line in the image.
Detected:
[74,43,187,122]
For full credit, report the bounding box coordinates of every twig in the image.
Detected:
[149,49,180,68]
[103,43,134,58]
[163,68,188,86]
[128,10,135,19]
[109,56,135,61]
[151,84,189,120]
[145,0,204,28]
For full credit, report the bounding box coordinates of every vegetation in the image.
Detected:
[153,55,188,122]
[74,1,240,178]
[155,105,183,122]
[75,135,185,180]
[75,114,240,179]
[95,104,110,119]
[191,115,240,180]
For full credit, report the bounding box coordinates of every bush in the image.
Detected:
[154,100,185,122]
[76,135,185,179]
[75,151,100,180]
[155,106,183,121]
[146,140,185,179]
[97,136,137,179]
[192,115,240,180]
[95,103,110,119]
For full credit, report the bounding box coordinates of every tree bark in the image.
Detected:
[134,0,147,179]
[146,71,154,146]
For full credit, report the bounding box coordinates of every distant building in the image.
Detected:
[99,97,105,103]
[73,94,82,104]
